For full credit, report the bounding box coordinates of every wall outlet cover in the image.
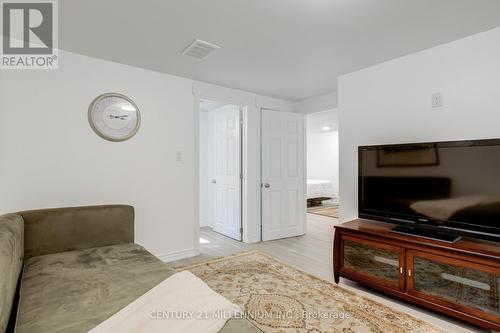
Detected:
[431,92,444,108]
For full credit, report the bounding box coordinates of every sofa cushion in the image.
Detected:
[20,205,134,259]
[15,243,175,333]
[0,214,24,333]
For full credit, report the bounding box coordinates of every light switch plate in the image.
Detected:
[176,151,183,162]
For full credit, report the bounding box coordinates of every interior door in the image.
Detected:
[211,105,242,241]
[261,109,306,241]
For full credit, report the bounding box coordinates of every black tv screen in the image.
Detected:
[358,139,500,241]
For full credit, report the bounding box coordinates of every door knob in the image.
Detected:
[263,183,270,188]
[211,179,217,184]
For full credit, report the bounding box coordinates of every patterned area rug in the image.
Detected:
[307,204,339,218]
[178,250,447,333]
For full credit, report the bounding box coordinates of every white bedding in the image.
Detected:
[87,271,240,333]
[307,179,335,199]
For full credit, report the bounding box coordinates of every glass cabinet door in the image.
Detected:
[407,251,500,325]
[341,236,405,290]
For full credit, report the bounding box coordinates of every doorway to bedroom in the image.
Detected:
[306,110,339,220]
[199,99,243,241]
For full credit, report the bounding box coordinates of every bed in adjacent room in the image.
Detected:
[307,179,336,207]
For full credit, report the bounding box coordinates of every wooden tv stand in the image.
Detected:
[333,219,500,331]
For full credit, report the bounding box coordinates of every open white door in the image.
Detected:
[261,109,306,241]
[211,105,242,241]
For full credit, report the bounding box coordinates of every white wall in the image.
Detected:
[0,49,294,259]
[338,27,500,222]
[296,91,338,114]
[307,131,339,199]
[0,50,197,261]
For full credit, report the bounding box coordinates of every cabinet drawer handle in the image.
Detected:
[441,273,490,291]
[400,267,403,275]
[408,269,412,277]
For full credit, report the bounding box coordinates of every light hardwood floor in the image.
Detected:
[169,214,488,333]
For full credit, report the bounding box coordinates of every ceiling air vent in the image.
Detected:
[181,39,221,59]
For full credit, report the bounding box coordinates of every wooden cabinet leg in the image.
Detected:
[333,229,341,284]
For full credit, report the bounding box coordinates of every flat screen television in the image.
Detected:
[358,138,500,243]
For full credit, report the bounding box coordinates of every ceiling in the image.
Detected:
[59,0,500,101]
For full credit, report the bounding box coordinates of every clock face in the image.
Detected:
[88,93,141,141]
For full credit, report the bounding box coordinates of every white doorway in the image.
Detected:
[261,109,306,241]
[199,99,242,241]
[305,110,339,220]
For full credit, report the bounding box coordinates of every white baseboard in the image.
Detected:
[158,248,199,263]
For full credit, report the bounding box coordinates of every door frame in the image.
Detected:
[193,82,298,251]
[260,107,307,241]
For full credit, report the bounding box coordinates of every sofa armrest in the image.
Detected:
[19,205,134,258]
[0,213,23,333]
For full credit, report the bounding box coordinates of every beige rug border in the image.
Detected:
[176,249,450,333]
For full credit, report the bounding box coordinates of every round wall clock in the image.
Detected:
[88,93,141,142]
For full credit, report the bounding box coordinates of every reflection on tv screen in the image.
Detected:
[359,142,500,235]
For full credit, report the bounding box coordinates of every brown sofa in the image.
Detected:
[0,205,260,333]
